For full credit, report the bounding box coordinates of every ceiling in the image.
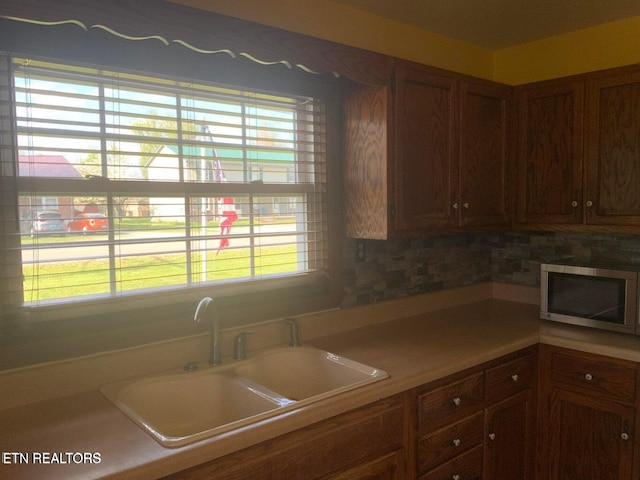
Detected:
[333,0,640,49]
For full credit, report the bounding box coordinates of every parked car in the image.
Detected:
[66,213,108,233]
[21,211,66,237]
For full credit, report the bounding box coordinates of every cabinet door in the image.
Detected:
[323,450,405,480]
[546,388,634,480]
[585,72,640,225]
[459,80,510,227]
[484,390,533,480]
[393,64,457,232]
[164,397,405,480]
[516,81,584,224]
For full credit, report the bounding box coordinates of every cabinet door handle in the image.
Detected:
[452,438,461,447]
[452,475,461,480]
[585,373,593,381]
[452,203,459,210]
[511,374,519,382]
[488,432,496,441]
[463,202,470,209]
[586,200,593,207]
[571,200,578,207]
[621,433,629,441]
[452,397,461,406]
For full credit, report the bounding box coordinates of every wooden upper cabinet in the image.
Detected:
[393,63,457,233]
[459,80,510,227]
[343,61,511,239]
[516,81,584,225]
[585,71,640,226]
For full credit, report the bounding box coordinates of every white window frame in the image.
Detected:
[1,55,331,322]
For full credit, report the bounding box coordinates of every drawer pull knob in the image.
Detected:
[452,397,462,406]
[452,475,461,480]
[585,373,593,381]
[489,433,496,441]
[452,438,461,447]
[511,374,519,382]
[622,433,629,441]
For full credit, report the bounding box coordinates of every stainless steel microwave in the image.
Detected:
[540,261,639,335]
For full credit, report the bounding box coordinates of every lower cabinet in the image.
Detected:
[539,345,639,480]
[162,395,406,480]
[484,389,533,480]
[160,344,640,480]
[415,347,537,480]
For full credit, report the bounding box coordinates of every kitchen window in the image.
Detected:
[0,53,337,323]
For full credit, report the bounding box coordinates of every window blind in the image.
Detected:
[5,56,329,315]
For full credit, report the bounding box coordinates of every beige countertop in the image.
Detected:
[2,297,640,480]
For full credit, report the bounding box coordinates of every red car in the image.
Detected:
[66,213,108,233]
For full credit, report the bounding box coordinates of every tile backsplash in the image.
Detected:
[342,234,493,307]
[343,232,640,307]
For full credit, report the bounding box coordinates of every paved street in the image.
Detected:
[21,224,301,263]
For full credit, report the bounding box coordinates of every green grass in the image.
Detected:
[22,245,298,302]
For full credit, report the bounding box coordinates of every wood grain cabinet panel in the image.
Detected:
[163,396,405,480]
[393,63,457,232]
[418,371,485,431]
[484,389,533,480]
[419,445,483,480]
[585,71,640,226]
[550,349,637,403]
[515,80,584,225]
[415,347,537,480]
[418,411,484,472]
[322,450,405,480]
[458,80,510,227]
[343,83,390,239]
[547,389,635,480]
[486,351,536,403]
[539,345,639,480]
[517,65,640,231]
[343,60,510,239]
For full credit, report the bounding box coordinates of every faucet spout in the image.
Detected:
[194,297,221,365]
[194,296,213,322]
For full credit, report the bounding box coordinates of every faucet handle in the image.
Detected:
[284,318,301,347]
[233,331,252,360]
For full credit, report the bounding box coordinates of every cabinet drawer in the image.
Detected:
[419,445,483,480]
[551,349,637,403]
[486,352,536,402]
[418,412,484,473]
[418,372,484,431]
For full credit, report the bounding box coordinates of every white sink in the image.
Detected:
[101,346,388,447]
[101,371,292,447]
[233,347,387,401]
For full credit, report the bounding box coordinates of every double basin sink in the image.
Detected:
[100,346,388,447]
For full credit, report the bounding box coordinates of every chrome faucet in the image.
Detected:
[285,318,301,347]
[194,296,221,365]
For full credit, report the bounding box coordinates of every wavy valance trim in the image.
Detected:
[1,15,336,77]
[0,0,392,86]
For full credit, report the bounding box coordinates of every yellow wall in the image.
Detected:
[494,15,640,85]
[171,0,640,85]
[170,0,494,80]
